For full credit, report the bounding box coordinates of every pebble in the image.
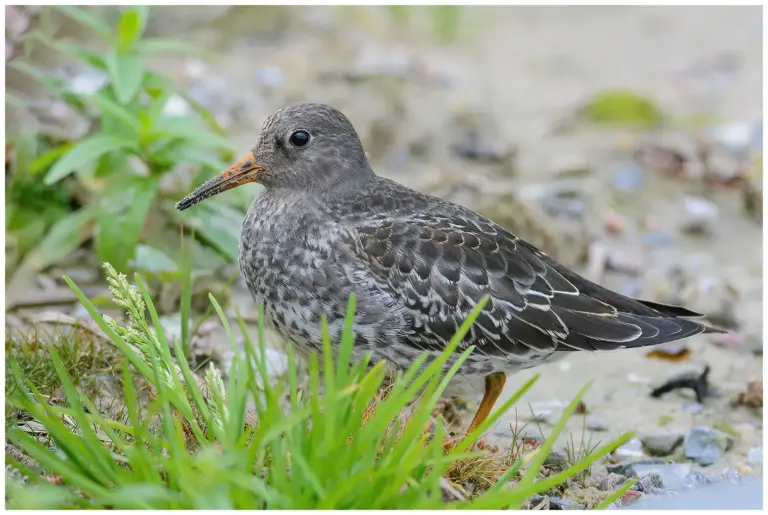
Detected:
[606,458,667,477]
[539,188,588,220]
[597,472,628,492]
[543,450,568,471]
[747,447,762,463]
[620,490,644,506]
[586,418,608,432]
[602,210,626,235]
[632,462,691,491]
[527,495,585,510]
[640,433,685,457]
[612,162,645,193]
[681,469,714,490]
[615,438,645,458]
[684,426,735,466]
[681,195,719,235]
[632,472,665,494]
[682,402,704,414]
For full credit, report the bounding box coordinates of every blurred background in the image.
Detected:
[5,5,763,507]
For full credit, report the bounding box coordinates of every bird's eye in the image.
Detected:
[289,130,310,147]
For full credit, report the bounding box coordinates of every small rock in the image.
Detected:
[641,434,685,457]
[718,466,743,485]
[613,162,645,193]
[539,188,588,220]
[681,195,719,235]
[526,409,552,423]
[620,489,644,506]
[527,495,584,510]
[439,476,465,502]
[586,418,608,432]
[598,473,628,492]
[683,402,704,414]
[633,472,665,494]
[603,210,626,235]
[615,438,645,458]
[735,380,763,408]
[632,462,691,491]
[551,155,592,178]
[682,469,714,490]
[544,450,569,471]
[684,426,735,466]
[606,248,644,276]
[747,447,762,463]
[607,458,667,477]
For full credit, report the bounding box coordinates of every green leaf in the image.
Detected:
[93,92,142,134]
[135,38,203,55]
[96,178,158,270]
[133,244,178,273]
[9,206,97,287]
[176,201,243,261]
[45,134,137,185]
[117,9,145,50]
[28,143,74,176]
[56,6,113,41]
[106,51,144,105]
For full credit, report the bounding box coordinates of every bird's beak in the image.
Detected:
[176,153,264,211]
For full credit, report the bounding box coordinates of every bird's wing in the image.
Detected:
[344,209,717,358]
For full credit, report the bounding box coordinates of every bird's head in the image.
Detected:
[176,103,372,211]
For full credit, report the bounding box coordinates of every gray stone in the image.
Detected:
[615,438,645,458]
[681,469,714,490]
[684,426,735,466]
[527,495,585,510]
[632,462,691,491]
[544,449,569,471]
[598,472,628,492]
[641,433,685,457]
[632,472,666,494]
[606,458,668,477]
[586,417,608,432]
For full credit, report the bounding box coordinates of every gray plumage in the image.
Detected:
[193,103,723,396]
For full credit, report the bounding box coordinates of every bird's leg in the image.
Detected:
[466,371,507,437]
[442,372,507,453]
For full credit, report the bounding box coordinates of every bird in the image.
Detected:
[176,102,723,440]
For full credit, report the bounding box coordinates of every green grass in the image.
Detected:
[5,263,634,509]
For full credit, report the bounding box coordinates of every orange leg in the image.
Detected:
[466,371,506,436]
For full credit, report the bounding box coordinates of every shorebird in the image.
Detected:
[177,103,721,438]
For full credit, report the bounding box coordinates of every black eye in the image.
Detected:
[289,130,310,147]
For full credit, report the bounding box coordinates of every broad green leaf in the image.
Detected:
[45,134,137,185]
[28,143,74,176]
[117,9,145,50]
[105,51,144,105]
[9,205,96,284]
[176,201,243,261]
[133,244,178,273]
[96,177,158,270]
[93,92,142,134]
[135,38,203,55]
[56,6,113,41]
